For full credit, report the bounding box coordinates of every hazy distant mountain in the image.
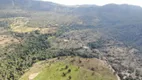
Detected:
[0,0,65,11]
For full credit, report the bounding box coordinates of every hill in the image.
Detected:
[20,57,118,80]
[0,0,142,80]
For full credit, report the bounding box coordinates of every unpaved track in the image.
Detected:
[28,73,39,80]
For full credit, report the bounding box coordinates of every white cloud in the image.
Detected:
[42,0,142,7]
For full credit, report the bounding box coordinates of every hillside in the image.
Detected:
[0,0,142,80]
[20,57,118,80]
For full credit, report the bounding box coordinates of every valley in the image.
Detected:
[0,0,142,80]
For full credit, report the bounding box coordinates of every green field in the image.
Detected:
[20,57,117,80]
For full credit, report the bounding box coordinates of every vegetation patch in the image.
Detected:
[0,35,19,47]
[20,57,118,80]
[10,17,38,33]
[10,17,57,34]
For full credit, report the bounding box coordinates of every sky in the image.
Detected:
[42,0,142,7]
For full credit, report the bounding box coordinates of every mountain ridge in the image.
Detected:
[1,0,142,10]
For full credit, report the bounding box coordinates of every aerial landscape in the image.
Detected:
[0,0,142,80]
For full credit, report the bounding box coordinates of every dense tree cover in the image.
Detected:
[88,39,104,49]
[0,33,51,80]
[0,31,97,80]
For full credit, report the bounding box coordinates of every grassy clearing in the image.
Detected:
[20,57,118,80]
[10,17,38,33]
[34,62,80,80]
[10,17,57,33]
[19,61,47,80]
[10,26,38,33]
